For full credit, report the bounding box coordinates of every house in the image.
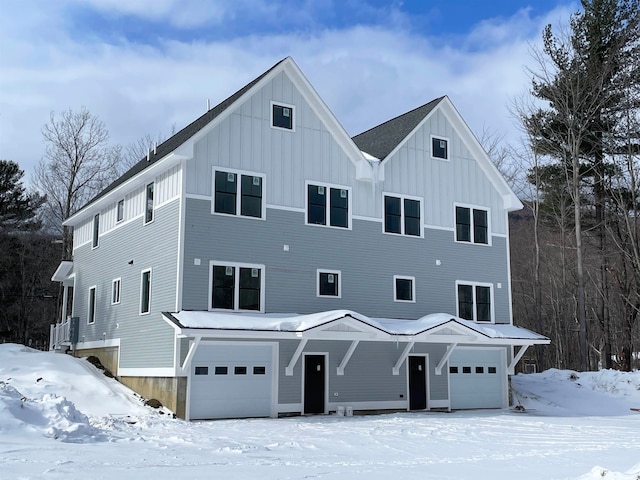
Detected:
[50,57,549,420]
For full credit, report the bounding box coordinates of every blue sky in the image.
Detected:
[0,0,580,180]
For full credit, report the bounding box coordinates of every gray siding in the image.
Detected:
[183,199,512,322]
[73,199,180,369]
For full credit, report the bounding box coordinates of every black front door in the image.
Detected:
[304,355,325,414]
[409,356,427,410]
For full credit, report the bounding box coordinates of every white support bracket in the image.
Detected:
[179,336,202,376]
[435,343,458,375]
[508,345,529,375]
[392,341,415,375]
[337,340,359,376]
[285,339,308,376]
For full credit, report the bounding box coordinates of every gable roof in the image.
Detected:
[352,97,444,160]
[74,58,288,217]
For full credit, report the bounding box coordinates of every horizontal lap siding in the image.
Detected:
[182,200,512,323]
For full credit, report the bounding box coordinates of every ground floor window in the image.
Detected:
[210,262,264,311]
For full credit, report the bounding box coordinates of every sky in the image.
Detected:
[0,0,582,184]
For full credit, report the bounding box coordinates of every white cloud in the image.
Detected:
[0,1,578,184]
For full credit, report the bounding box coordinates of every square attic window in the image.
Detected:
[272,103,294,130]
[432,137,448,160]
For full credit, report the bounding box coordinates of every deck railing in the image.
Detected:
[49,318,71,351]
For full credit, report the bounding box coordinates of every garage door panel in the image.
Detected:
[449,349,505,410]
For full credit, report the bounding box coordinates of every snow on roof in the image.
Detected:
[165,310,548,342]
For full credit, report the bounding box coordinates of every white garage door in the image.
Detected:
[449,348,506,409]
[189,344,274,420]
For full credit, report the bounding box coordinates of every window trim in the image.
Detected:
[116,199,124,223]
[430,134,450,161]
[382,192,424,238]
[270,101,296,132]
[87,285,97,325]
[455,280,495,323]
[305,181,352,230]
[144,182,154,225]
[393,275,416,303]
[92,214,99,249]
[454,203,491,246]
[208,261,266,312]
[140,268,152,315]
[316,269,342,298]
[212,168,266,220]
[111,278,121,305]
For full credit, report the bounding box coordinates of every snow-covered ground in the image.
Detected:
[1,344,640,480]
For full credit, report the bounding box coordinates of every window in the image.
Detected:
[462,366,471,374]
[140,269,152,315]
[488,366,497,374]
[215,366,228,375]
[394,276,415,303]
[213,170,264,219]
[455,206,489,244]
[92,214,99,248]
[111,278,121,305]
[317,270,341,298]
[384,195,421,236]
[272,102,294,130]
[195,366,208,375]
[449,366,459,374]
[431,136,449,160]
[210,262,264,311]
[253,366,266,375]
[145,182,154,224]
[306,184,349,228]
[88,286,96,324]
[457,282,492,322]
[117,199,124,222]
[234,366,247,375]
[476,366,484,374]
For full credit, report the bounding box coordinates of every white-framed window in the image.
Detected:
[456,281,493,323]
[317,269,341,298]
[87,286,97,324]
[209,261,265,312]
[431,135,449,160]
[270,101,295,131]
[455,204,490,245]
[306,182,351,229]
[116,199,124,222]
[383,193,423,237]
[140,269,152,315]
[111,278,121,305]
[393,275,415,303]
[92,214,99,249]
[144,182,154,224]
[213,169,266,220]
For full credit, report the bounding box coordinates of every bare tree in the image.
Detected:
[33,107,121,259]
[121,127,175,172]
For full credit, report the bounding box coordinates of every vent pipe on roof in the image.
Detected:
[153,142,157,155]
[207,98,210,111]
[147,149,151,162]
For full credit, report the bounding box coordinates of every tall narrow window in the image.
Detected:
[384,195,421,237]
[456,206,489,244]
[240,175,262,218]
[307,185,326,225]
[212,265,235,310]
[307,184,349,228]
[88,286,96,324]
[211,263,264,311]
[140,269,151,314]
[117,199,124,222]
[214,171,237,215]
[111,278,121,305]
[92,214,99,248]
[145,183,154,224]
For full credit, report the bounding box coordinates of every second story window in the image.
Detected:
[384,195,421,237]
[92,214,99,248]
[457,283,492,322]
[117,199,124,222]
[214,170,264,219]
[145,182,154,224]
[211,262,264,312]
[455,206,489,244]
[140,269,152,315]
[307,184,350,228]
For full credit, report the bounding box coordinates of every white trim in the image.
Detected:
[75,338,120,350]
[393,275,416,303]
[454,202,492,246]
[430,134,451,161]
[208,261,266,312]
[302,352,328,415]
[116,198,125,223]
[508,345,529,375]
[87,285,97,325]
[176,160,187,312]
[326,400,408,412]
[212,167,266,220]
[266,204,306,213]
[139,268,152,315]
[504,209,515,324]
[352,214,382,223]
[305,181,352,230]
[455,280,495,324]
[91,214,99,249]
[382,192,425,238]
[270,100,296,132]
[316,269,342,298]
[393,341,415,375]
[336,340,359,376]
[285,339,308,376]
[428,399,450,409]
[118,367,176,377]
[435,343,458,375]
[111,278,121,305]
[144,182,155,225]
[185,193,213,201]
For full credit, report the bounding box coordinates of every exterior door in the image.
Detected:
[304,355,325,414]
[449,348,506,409]
[409,356,427,410]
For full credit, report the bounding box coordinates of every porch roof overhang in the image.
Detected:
[162,310,550,346]
[51,261,74,287]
